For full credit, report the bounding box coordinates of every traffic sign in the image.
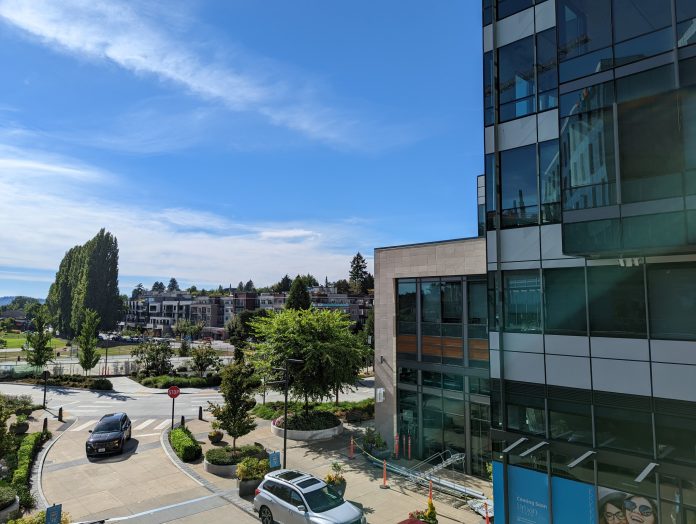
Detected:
[168,386,181,399]
[46,504,62,524]
[269,451,281,469]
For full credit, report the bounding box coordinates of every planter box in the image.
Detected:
[0,496,19,523]
[271,419,343,441]
[204,459,237,478]
[238,478,262,497]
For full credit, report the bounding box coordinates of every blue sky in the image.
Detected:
[0,0,483,298]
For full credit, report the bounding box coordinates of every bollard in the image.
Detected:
[348,436,355,460]
[379,459,389,489]
[180,415,185,428]
[42,417,48,433]
[198,406,203,420]
[394,433,399,459]
[484,501,490,524]
[58,407,63,422]
[408,435,412,461]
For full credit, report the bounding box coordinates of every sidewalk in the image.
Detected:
[178,417,491,524]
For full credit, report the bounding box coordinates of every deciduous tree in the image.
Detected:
[131,340,173,376]
[190,342,221,377]
[77,309,101,374]
[25,307,53,375]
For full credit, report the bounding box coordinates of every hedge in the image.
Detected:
[275,411,341,431]
[0,485,17,511]
[205,448,236,465]
[18,375,112,391]
[252,398,374,422]
[236,457,270,481]
[205,443,266,466]
[11,431,50,509]
[140,375,221,388]
[7,510,71,524]
[169,427,201,462]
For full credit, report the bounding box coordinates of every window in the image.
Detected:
[676,0,696,47]
[422,371,442,389]
[544,267,587,336]
[421,281,441,325]
[548,399,592,444]
[484,51,494,126]
[498,37,535,122]
[588,265,646,338]
[485,153,497,230]
[443,373,464,391]
[537,29,558,111]
[557,0,613,81]
[563,219,621,254]
[656,414,696,464]
[506,394,546,435]
[441,280,463,324]
[622,212,686,250]
[595,405,653,456]
[500,144,538,227]
[539,139,561,223]
[648,264,696,340]
[468,280,488,335]
[612,0,672,66]
[483,0,492,26]
[559,81,614,118]
[422,393,443,457]
[470,403,491,477]
[497,0,533,21]
[398,367,418,385]
[398,389,419,446]
[504,271,541,333]
[397,281,417,334]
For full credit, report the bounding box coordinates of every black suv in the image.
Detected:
[86,413,132,457]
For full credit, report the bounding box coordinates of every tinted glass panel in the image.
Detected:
[539,139,561,213]
[549,399,592,445]
[483,0,492,26]
[595,405,653,456]
[544,267,587,336]
[506,394,545,435]
[588,265,646,338]
[537,29,558,111]
[398,367,418,385]
[503,271,541,333]
[656,414,696,464]
[563,219,621,254]
[500,144,538,227]
[612,0,672,43]
[677,0,696,21]
[558,0,613,60]
[443,373,464,391]
[648,263,696,340]
[397,281,417,335]
[484,51,494,126]
[498,0,533,20]
[614,27,673,66]
[422,392,443,457]
[622,212,687,250]
[421,281,440,324]
[468,281,487,326]
[559,81,614,118]
[616,64,675,104]
[559,47,613,83]
[442,281,462,323]
[677,1,696,47]
[498,36,535,121]
[422,371,442,389]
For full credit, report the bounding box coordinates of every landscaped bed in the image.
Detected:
[203,443,267,477]
[13,375,112,391]
[137,374,221,388]
[169,426,202,462]
[252,398,374,423]
[271,411,344,441]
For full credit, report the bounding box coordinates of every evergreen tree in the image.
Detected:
[152,281,165,293]
[244,280,255,292]
[25,307,53,375]
[236,281,245,292]
[297,274,319,287]
[167,278,180,292]
[77,309,101,374]
[131,283,145,299]
[286,276,311,310]
[335,279,350,294]
[349,252,368,294]
[272,274,293,292]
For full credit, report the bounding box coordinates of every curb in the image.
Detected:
[36,416,79,509]
[159,427,257,518]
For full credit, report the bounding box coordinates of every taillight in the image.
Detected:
[254,488,261,496]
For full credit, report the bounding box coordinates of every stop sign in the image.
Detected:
[168,386,181,399]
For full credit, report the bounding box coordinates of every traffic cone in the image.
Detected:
[379,459,389,489]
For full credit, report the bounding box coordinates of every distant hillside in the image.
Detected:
[0,296,45,307]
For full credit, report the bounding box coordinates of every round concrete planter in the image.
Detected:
[0,496,19,522]
[271,418,343,441]
[203,459,237,478]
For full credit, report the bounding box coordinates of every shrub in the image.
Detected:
[205,448,236,466]
[7,510,71,524]
[89,378,113,391]
[236,457,269,481]
[176,365,188,373]
[275,411,340,431]
[238,443,266,459]
[0,485,17,510]
[169,427,201,462]
[12,432,45,489]
[361,427,387,452]
[139,375,219,389]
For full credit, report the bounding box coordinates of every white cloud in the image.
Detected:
[0,146,375,296]
[0,0,376,148]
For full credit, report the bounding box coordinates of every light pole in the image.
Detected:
[270,357,304,469]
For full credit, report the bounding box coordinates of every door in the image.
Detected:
[286,489,308,524]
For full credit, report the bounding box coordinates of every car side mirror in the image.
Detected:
[297,505,306,513]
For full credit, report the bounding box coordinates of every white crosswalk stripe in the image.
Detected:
[134,419,156,431]
[154,420,170,430]
[71,420,97,432]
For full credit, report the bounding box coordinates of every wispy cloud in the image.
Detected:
[0,145,375,296]
[0,0,405,150]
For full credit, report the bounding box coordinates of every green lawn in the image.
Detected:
[0,332,68,350]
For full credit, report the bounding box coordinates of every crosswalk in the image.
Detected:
[68,418,174,434]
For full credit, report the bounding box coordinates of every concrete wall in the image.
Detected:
[373,237,486,445]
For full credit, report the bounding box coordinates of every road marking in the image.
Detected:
[135,432,161,438]
[104,492,232,522]
[154,419,170,430]
[134,419,155,430]
[70,420,96,432]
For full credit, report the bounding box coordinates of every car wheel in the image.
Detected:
[259,506,274,524]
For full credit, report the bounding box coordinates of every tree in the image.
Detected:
[252,308,365,411]
[207,362,260,450]
[297,274,319,288]
[285,276,311,310]
[271,274,293,293]
[335,279,349,294]
[190,342,222,377]
[236,281,245,292]
[77,309,101,374]
[360,308,375,370]
[25,307,53,374]
[131,340,173,376]
[187,285,198,293]
[167,278,180,292]
[363,273,374,293]
[151,281,165,293]
[131,283,145,299]
[225,309,268,349]
[349,252,369,294]
[0,318,13,332]
[0,338,6,349]
[244,280,255,292]
[178,338,191,357]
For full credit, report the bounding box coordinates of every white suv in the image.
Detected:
[253,469,366,524]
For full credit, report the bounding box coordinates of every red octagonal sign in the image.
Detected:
[168,386,181,399]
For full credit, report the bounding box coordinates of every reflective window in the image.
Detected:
[485,153,497,230]
[443,373,464,391]
[421,281,441,324]
[677,0,696,47]
[588,265,646,338]
[549,399,592,445]
[398,389,419,448]
[656,414,696,465]
[544,267,587,336]
[422,392,443,457]
[559,81,614,118]
[484,51,494,126]
[442,281,463,324]
[500,144,538,227]
[507,393,545,435]
[537,29,558,111]
[398,367,418,385]
[397,281,417,333]
[563,219,621,254]
[497,0,533,21]
[622,212,687,250]
[503,271,541,333]
[470,403,491,477]
[539,139,561,223]
[612,0,672,65]
[648,263,696,341]
[595,406,653,456]
[498,36,535,122]
[422,371,442,389]
[483,0,492,26]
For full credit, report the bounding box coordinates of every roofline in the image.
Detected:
[374,235,483,252]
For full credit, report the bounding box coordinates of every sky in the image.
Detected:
[0,0,483,298]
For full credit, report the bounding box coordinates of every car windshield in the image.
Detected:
[302,485,344,513]
[93,419,121,433]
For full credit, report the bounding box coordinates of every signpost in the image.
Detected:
[168,386,180,430]
[268,451,281,469]
[45,503,62,524]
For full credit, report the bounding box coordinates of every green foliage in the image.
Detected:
[236,457,270,481]
[17,375,112,390]
[271,274,293,293]
[167,278,180,292]
[0,397,14,461]
[0,485,17,510]
[275,411,340,431]
[77,308,101,373]
[131,283,145,299]
[409,499,438,524]
[151,281,165,293]
[244,280,255,292]
[169,427,201,462]
[0,338,6,349]
[285,277,311,310]
[361,428,387,452]
[225,309,267,350]
[24,308,53,373]
[8,510,72,524]
[251,398,374,421]
[208,361,260,449]
[131,340,173,376]
[205,447,236,465]
[178,338,190,357]
[139,375,220,388]
[334,279,350,294]
[190,342,221,377]
[252,308,367,408]
[11,432,50,509]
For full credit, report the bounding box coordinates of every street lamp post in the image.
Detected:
[270,357,304,469]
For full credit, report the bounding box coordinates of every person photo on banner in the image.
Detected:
[623,495,658,524]
[599,492,629,524]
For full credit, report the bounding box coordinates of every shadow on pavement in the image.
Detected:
[87,438,141,463]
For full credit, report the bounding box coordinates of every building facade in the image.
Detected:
[484,0,696,522]
[373,238,490,477]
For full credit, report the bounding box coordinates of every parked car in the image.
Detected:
[86,412,132,457]
[253,469,365,524]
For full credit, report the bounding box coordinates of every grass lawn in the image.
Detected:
[1,332,68,350]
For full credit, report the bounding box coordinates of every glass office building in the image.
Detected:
[484,1,696,522]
